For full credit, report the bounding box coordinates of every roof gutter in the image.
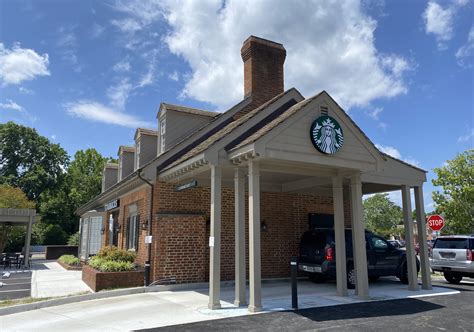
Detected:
[137,169,154,287]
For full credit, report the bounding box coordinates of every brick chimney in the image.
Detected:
[241,36,286,108]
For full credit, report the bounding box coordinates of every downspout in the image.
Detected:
[138,170,154,287]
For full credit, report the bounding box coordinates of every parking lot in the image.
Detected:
[0,271,32,300]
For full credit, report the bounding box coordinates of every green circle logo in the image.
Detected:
[310,116,344,154]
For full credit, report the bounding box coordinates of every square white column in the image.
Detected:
[414,186,432,290]
[208,165,222,309]
[234,167,247,306]
[332,175,347,296]
[350,173,369,299]
[248,160,262,313]
[401,185,420,291]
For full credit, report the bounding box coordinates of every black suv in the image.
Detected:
[298,228,420,289]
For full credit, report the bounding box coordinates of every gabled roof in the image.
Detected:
[164,88,303,170]
[117,145,135,155]
[134,128,158,140]
[159,103,218,118]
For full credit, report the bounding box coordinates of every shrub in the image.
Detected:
[43,224,68,245]
[88,256,105,270]
[88,255,135,272]
[97,246,136,263]
[67,232,80,246]
[99,260,135,272]
[58,254,80,266]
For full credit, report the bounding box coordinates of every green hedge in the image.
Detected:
[88,247,136,272]
[58,254,80,266]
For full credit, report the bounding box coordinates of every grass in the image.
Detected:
[0,297,51,308]
[0,291,91,308]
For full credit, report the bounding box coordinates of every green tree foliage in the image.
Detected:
[0,122,68,201]
[363,193,403,238]
[0,185,35,252]
[42,224,68,245]
[432,150,474,234]
[39,148,109,234]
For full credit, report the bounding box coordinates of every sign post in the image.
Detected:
[427,215,445,232]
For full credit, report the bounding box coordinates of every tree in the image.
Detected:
[39,148,109,234]
[363,193,403,238]
[0,122,69,201]
[432,150,474,234]
[0,185,35,252]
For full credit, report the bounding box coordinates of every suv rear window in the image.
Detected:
[301,231,327,249]
[434,238,469,249]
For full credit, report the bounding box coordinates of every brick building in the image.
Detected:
[77,36,431,312]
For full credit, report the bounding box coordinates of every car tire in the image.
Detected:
[309,273,327,283]
[444,272,462,284]
[347,263,356,289]
[369,276,380,282]
[399,261,409,284]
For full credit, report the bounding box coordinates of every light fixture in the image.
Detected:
[261,221,267,232]
[141,219,149,230]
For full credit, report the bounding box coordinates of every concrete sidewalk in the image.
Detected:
[31,260,91,298]
[0,278,459,331]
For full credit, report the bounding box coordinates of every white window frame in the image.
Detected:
[128,213,139,250]
[160,119,166,153]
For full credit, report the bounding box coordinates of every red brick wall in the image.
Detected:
[149,181,352,284]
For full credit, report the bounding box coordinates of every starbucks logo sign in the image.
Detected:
[310,116,344,154]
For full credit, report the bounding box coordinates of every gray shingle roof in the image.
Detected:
[164,89,299,170]
[160,103,218,118]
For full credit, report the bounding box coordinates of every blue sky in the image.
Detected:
[0,0,473,211]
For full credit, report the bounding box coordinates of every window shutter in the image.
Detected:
[135,215,140,250]
[126,216,131,250]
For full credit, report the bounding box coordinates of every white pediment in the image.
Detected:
[256,92,384,172]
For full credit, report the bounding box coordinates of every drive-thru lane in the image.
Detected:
[144,280,474,332]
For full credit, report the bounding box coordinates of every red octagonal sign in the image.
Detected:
[427,215,445,231]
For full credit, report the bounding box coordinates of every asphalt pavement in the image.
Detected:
[0,272,32,300]
[142,280,474,332]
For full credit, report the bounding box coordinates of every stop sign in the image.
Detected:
[427,215,445,231]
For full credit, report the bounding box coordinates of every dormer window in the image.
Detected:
[136,141,140,169]
[160,119,166,153]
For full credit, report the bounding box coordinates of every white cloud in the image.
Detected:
[0,99,24,112]
[456,26,474,67]
[65,101,152,128]
[168,70,179,82]
[366,107,383,120]
[0,43,50,85]
[113,60,131,72]
[51,134,57,140]
[422,0,469,50]
[375,144,421,168]
[110,0,411,110]
[90,23,106,39]
[107,79,133,110]
[457,128,474,143]
[19,86,34,94]
[376,144,402,159]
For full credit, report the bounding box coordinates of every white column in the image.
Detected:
[402,185,420,291]
[332,175,347,296]
[414,186,432,290]
[24,216,33,268]
[234,167,247,306]
[208,165,222,309]
[350,173,369,299]
[248,160,262,312]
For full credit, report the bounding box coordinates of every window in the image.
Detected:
[127,213,140,250]
[118,157,123,181]
[136,141,140,169]
[160,119,166,153]
[370,236,388,250]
